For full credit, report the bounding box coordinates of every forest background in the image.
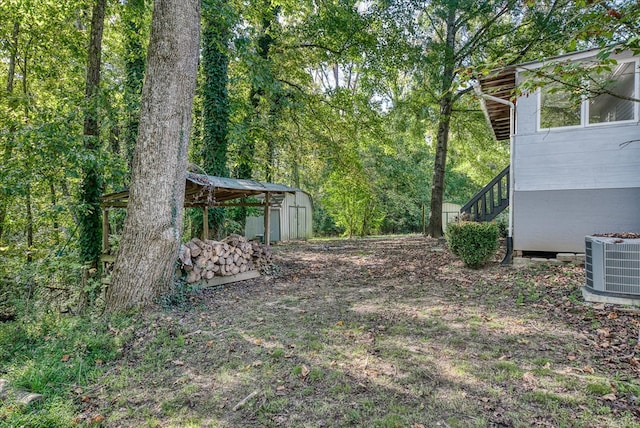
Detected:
[0,0,638,306]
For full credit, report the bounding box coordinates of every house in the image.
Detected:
[470,48,640,256]
[245,189,313,242]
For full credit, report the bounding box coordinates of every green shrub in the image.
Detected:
[446,221,499,268]
[494,213,509,238]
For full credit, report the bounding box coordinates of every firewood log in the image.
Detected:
[214,244,223,256]
[195,256,208,269]
[186,270,200,283]
[192,237,205,249]
[179,245,192,267]
[186,241,201,257]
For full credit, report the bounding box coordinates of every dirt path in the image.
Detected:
[89,235,640,427]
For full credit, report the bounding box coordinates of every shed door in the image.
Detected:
[289,206,306,240]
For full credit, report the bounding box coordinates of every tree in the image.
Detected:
[516,0,640,102]
[121,0,149,169]
[79,0,106,267]
[238,0,280,181]
[0,22,20,243]
[106,0,200,311]
[422,0,570,238]
[200,0,233,237]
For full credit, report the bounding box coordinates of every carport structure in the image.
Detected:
[100,173,294,256]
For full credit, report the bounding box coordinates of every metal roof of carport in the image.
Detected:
[100,173,298,208]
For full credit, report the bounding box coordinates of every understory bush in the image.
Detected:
[446,221,499,268]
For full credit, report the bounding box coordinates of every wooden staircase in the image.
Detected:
[460,165,509,221]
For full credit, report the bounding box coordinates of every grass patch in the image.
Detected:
[0,312,134,426]
[4,237,639,428]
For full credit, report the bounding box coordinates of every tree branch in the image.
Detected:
[454,1,512,63]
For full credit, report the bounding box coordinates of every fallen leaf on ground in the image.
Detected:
[90,415,105,423]
[523,372,537,385]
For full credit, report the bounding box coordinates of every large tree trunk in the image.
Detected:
[426,96,453,238]
[426,4,456,239]
[106,0,200,312]
[79,0,106,266]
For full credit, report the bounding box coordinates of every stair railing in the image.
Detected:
[460,165,509,222]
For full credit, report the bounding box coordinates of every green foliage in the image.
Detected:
[323,159,384,238]
[157,274,199,310]
[78,165,102,266]
[201,0,233,181]
[495,213,509,238]
[446,221,499,268]
[313,205,343,237]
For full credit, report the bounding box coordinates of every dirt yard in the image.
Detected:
[83,235,640,427]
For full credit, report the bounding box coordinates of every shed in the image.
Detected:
[100,173,297,249]
[245,190,313,242]
[442,202,462,231]
[472,48,640,254]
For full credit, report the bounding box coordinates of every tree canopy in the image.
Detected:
[0,0,637,309]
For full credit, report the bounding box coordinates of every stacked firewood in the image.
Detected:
[179,234,272,283]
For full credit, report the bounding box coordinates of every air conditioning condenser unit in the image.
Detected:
[583,236,640,305]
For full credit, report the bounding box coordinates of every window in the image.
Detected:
[588,61,635,124]
[538,58,638,130]
[540,83,582,128]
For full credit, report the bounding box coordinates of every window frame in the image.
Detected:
[536,58,639,132]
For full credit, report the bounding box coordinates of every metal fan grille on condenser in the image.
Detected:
[585,236,640,296]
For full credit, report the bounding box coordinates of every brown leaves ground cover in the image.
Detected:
[82,235,639,427]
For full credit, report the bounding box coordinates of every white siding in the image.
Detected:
[513,188,640,253]
[244,190,313,241]
[508,50,640,253]
[513,93,640,192]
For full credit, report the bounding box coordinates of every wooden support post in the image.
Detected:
[264,193,271,246]
[203,206,209,240]
[102,208,109,254]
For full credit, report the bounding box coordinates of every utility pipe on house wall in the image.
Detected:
[473,84,515,264]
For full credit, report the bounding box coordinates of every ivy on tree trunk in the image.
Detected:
[122,0,147,171]
[79,0,105,266]
[201,0,232,237]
